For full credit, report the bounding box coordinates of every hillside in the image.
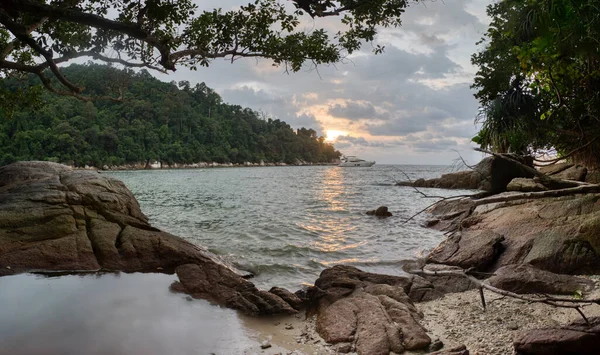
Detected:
[0,63,340,167]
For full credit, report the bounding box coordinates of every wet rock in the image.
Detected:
[175,263,297,315]
[311,265,432,354]
[514,317,600,355]
[487,264,595,295]
[269,286,304,310]
[507,178,548,192]
[366,206,392,217]
[427,229,505,271]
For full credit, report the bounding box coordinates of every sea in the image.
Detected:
[105,164,473,290]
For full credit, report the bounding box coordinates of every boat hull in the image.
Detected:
[338,161,375,167]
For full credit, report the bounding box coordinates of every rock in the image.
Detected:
[427,230,505,271]
[537,163,573,176]
[0,161,298,316]
[260,341,272,349]
[310,265,432,354]
[419,264,476,294]
[507,178,548,192]
[428,338,444,352]
[269,287,304,310]
[487,264,595,295]
[174,264,297,315]
[425,193,600,274]
[427,344,470,355]
[552,165,587,181]
[513,317,600,355]
[366,206,392,217]
[397,155,535,192]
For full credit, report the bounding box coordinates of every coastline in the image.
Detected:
[74,160,339,171]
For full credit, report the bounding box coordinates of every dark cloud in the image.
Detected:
[328,101,377,120]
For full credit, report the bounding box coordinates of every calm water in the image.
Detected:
[105,165,471,290]
[0,273,255,355]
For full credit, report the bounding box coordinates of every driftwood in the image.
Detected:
[471,184,600,208]
[408,266,599,325]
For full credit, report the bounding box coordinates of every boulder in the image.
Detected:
[552,165,587,181]
[427,229,505,271]
[507,178,548,192]
[514,317,600,355]
[397,155,535,192]
[309,265,437,354]
[537,163,573,176]
[0,161,298,315]
[366,206,393,217]
[487,264,595,295]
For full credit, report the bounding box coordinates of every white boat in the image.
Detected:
[338,156,375,167]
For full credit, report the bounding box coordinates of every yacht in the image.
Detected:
[338,156,375,167]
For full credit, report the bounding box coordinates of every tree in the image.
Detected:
[0,0,407,100]
[472,0,600,166]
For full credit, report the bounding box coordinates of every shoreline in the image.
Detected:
[74,161,339,171]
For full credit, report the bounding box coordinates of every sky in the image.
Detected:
[151,0,493,165]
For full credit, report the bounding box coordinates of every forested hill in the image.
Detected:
[0,63,340,167]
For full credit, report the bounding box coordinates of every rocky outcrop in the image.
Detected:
[306,265,442,355]
[366,206,393,217]
[397,156,535,192]
[171,264,297,315]
[0,161,298,315]
[487,264,595,295]
[513,317,600,355]
[425,193,600,274]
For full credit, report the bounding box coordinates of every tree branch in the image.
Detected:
[408,266,598,324]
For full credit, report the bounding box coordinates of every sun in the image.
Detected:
[325,130,347,142]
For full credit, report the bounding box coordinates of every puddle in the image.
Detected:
[0,273,258,355]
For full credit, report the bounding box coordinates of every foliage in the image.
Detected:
[0,63,340,167]
[0,0,408,101]
[471,0,600,165]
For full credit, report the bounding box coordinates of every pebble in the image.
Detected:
[260,341,271,349]
[285,324,294,330]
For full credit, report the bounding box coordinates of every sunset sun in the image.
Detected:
[325,130,347,142]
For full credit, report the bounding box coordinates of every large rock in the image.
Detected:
[366,206,393,217]
[427,230,505,271]
[397,156,535,192]
[0,161,298,315]
[487,264,595,295]
[552,165,587,181]
[309,265,437,355]
[426,193,600,274]
[514,317,600,355]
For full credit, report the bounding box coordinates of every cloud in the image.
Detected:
[328,101,377,120]
[143,0,491,164]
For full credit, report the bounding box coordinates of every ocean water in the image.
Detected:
[105,165,473,290]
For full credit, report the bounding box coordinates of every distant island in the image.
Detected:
[0,63,340,168]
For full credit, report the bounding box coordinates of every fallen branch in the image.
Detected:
[408,267,599,325]
[471,184,600,208]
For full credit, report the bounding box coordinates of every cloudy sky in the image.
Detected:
[153,0,492,165]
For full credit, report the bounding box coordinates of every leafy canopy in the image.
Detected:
[0,0,408,100]
[0,63,341,167]
[471,0,600,165]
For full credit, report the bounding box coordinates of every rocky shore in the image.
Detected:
[1,160,599,355]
